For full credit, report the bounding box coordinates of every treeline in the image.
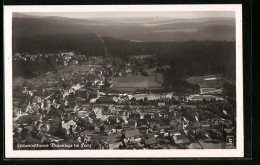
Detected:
[13,33,105,56]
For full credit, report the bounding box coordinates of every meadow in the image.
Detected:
[112,74,163,89]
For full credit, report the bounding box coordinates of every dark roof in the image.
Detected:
[173,134,191,144]
[160,125,171,129]
[98,96,115,103]
[192,121,201,128]
[16,114,41,124]
[125,129,141,138]
[128,120,136,125]
[89,90,98,98]
[154,123,160,128]
[146,133,155,139]
[176,134,188,140]
[145,138,157,145]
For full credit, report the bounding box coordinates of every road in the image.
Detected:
[96,33,119,71]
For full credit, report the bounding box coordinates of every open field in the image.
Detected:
[111,74,163,89]
[186,74,223,88]
[200,88,223,95]
[58,64,103,74]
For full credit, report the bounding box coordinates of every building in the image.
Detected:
[91,107,103,119]
[123,129,142,144]
[201,121,211,130]
[62,120,77,135]
[158,102,166,107]
[128,119,137,129]
[89,90,100,99]
[173,134,191,147]
[145,138,157,147]
[97,96,117,104]
[61,51,75,61]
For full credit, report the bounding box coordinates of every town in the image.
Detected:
[12,50,236,150]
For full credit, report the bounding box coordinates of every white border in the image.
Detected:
[4,5,243,158]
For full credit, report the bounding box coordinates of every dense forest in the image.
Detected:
[13,33,105,56]
[13,33,236,80]
[103,37,236,78]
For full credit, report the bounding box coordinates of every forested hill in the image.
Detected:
[13,33,235,78]
[13,33,105,56]
[13,15,235,42]
[103,37,236,78]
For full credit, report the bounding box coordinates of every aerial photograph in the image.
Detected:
[12,11,237,150]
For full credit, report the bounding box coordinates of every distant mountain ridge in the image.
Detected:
[12,13,235,42]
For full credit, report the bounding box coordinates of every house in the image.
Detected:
[165,92,174,100]
[26,102,40,114]
[224,128,233,134]
[61,52,75,61]
[173,134,191,146]
[125,68,132,73]
[88,123,99,131]
[158,102,166,107]
[128,119,137,129]
[71,83,83,91]
[159,125,171,133]
[141,125,148,129]
[210,118,222,129]
[192,121,201,130]
[144,113,152,120]
[89,68,95,74]
[149,121,156,128]
[97,96,117,104]
[145,137,157,147]
[90,98,98,103]
[118,72,123,77]
[89,107,104,119]
[14,52,21,58]
[137,118,149,126]
[62,120,77,135]
[107,116,119,125]
[123,129,142,144]
[188,143,202,149]
[221,119,233,127]
[89,90,100,99]
[129,112,141,119]
[102,125,115,135]
[140,125,148,133]
[201,121,211,130]
[172,130,181,136]
[173,110,182,119]
[153,123,161,131]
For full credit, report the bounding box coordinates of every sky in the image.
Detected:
[21,11,235,19]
